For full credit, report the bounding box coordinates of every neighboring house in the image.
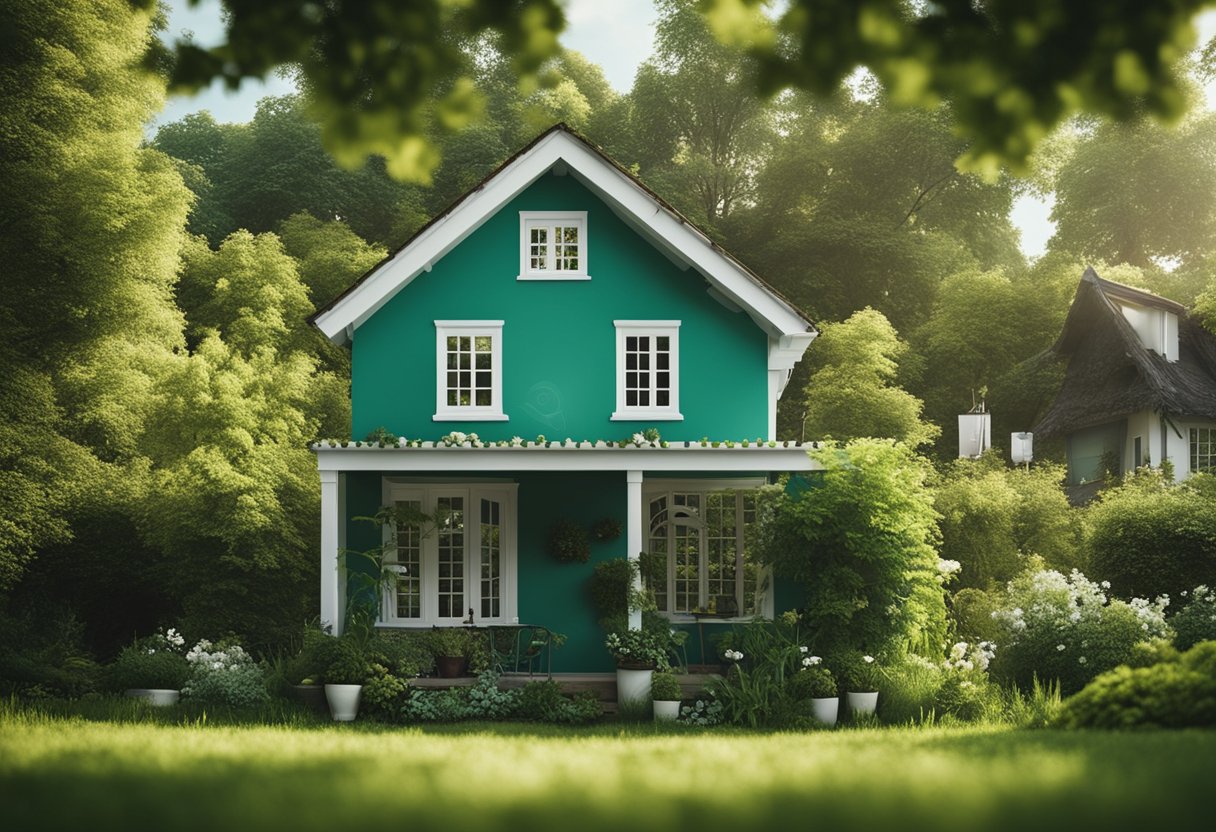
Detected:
[308,125,819,672]
[1035,268,1216,496]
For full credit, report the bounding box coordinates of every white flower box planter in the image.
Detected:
[324,684,363,722]
[811,696,839,727]
[616,668,653,706]
[124,689,180,707]
[847,691,879,715]
[653,700,681,722]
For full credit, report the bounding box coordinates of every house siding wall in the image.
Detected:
[351,172,768,442]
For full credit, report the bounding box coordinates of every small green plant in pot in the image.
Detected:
[840,652,882,716]
[324,638,371,722]
[651,670,683,722]
[430,628,476,678]
[606,629,671,710]
[787,660,839,727]
[106,629,190,706]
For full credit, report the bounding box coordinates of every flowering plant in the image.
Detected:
[105,628,190,691]
[990,564,1171,693]
[786,666,837,700]
[1171,585,1216,650]
[605,629,671,670]
[182,639,269,708]
[840,652,882,692]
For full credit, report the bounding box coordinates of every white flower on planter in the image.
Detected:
[937,559,961,575]
[1057,644,1066,651]
[863,655,874,664]
[724,649,744,661]
[805,655,822,666]
[1078,656,1088,665]
[799,646,808,653]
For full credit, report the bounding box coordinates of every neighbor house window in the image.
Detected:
[612,320,681,420]
[1192,427,1215,473]
[644,482,768,619]
[518,211,588,280]
[382,483,517,626]
[434,321,506,421]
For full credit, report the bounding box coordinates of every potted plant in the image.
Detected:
[786,661,838,727]
[107,629,190,706]
[285,625,338,714]
[841,653,881,715]
[605,629,670,706]
[650,670,683,721]
[324,639,371,722]
[430,628,474,678]
[591,517,622,542]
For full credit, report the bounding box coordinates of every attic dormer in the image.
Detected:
[1115,300,1179,362]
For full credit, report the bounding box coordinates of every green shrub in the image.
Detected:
[751,439,946,657]
[951,588,1002,643]
[990,565,1171,694]
[515,680,600,724]
[837,652,881,692]
[361,665,411,719]
[105,632,190,691]
[547,519,590,564]
[650,671,683,701]
[875,655,943,724]
[1055,664,1216,729]
[786,667,836,700]
[1086,472,1216,599]
[933,675,987,722]
[1171,585,1216,651]
[324,638,371,685]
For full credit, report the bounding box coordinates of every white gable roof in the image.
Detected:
[310,125,816,346]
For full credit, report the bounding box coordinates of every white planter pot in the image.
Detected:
[653,700,681,722]
[124,689,180,707]
[616,668,653,706]
[325,684,363,722]
[811,697,839,727]
[847,691,879,715]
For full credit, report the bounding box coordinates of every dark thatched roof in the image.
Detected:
[1034,268,1216,438]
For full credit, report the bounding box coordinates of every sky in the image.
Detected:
[155,0,1216,260]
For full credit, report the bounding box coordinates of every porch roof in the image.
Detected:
[312,440,824,473]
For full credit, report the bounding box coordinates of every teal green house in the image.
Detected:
[310,125,819,671]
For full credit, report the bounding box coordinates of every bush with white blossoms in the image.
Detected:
[182,639,269,708]
[990,565,1171,694]
[1170,585,1216,650]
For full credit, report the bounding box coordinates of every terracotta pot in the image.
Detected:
[435,655,469,678]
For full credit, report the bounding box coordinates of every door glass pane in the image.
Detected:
[394,499,422,619]
[436,497,465,619]
[480,498,502,620]
[648,496,669,611]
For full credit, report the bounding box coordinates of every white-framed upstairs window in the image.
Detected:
[518,211,589,280]
[380,481,518,627]
[434,321,507,421]
[612,320,682,421]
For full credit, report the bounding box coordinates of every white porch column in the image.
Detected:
[320,469,344,636]
[626,469,644,631]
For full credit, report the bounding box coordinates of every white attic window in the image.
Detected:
[1117,301,1179,362]
[518,211,589,280]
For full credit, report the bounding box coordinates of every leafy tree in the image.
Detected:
[935,455,1080,590]
[277,213,388,306]
[0,0,192,589]
[155,0,567,183]
[1049,114,1216,270]
[706,0,1207,175]
[801,309,940,449]
[752,439,946,657]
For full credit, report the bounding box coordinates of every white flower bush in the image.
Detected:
[182,639,269,708]
[1170,584,1216,649]
[990,566,1171,693]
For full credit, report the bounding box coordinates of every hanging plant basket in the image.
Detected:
[591,517,622,542]
[548,519,591,564]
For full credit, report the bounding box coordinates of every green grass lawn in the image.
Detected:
[2,701,1214,832]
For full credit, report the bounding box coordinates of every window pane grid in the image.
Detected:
[394,500,422,619]
[1193,428,1215,473]
[443,333,493,409]
[436,497,464,619]
[480,499,502,620]
[525,220,582,273]
[621,329,673,410]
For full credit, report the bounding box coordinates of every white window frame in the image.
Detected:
[380,480,519,627]
[434,320,507,421]
[642,479,772,622]
[612,320,682,421]
[518,211,589,280]
[1191,427,1215,474]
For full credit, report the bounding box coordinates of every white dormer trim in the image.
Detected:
[312,128,814,346]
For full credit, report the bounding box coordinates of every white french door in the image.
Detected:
[381,482,517,626]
